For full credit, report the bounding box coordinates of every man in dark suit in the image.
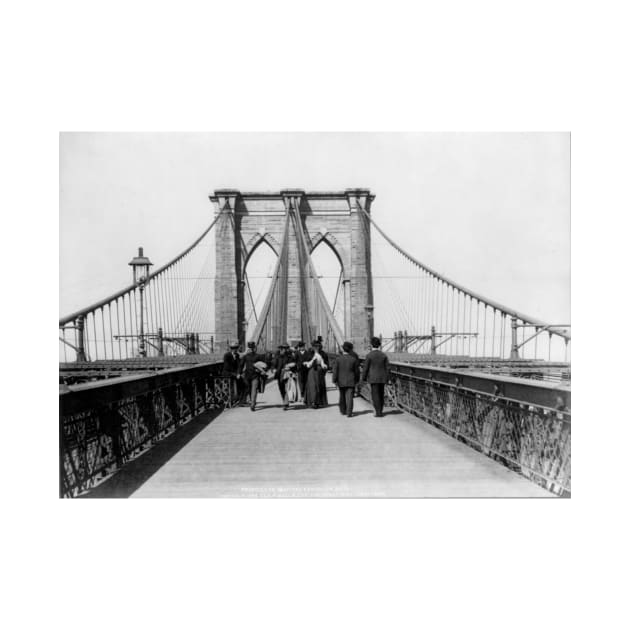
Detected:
[361,336,390,417]
[294,340,308,401]
[239,341,264,411]
[332,341,360,417]
[222,342,242,404]
[346,341,360,397]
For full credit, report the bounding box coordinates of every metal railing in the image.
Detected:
[59,361,237,497]
[357,360,571,496]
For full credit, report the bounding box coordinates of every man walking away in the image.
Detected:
[333,341,360,417]
[361,336,390,417]
[346,341,360,398]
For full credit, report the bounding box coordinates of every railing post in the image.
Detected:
[76,315,87,362]
[403,329,408,352]
[157,327,164,356]
[510,316,519,359]
[430,325,437,355]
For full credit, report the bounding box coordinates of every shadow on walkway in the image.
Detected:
[81,408,223,498]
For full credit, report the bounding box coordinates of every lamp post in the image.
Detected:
[128,247,153,357]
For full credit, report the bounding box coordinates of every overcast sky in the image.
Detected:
[59,132,570,325]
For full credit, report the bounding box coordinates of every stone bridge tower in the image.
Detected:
[210,189,374,352]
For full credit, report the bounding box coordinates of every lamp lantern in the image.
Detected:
[128,247,153,285]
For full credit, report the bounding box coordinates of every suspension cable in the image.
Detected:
[357,205,570,341]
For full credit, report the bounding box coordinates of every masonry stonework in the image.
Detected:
[210,189,374,352]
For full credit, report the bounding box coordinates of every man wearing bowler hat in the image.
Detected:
[345,341,360,397]
[240,341,264,411]
[332,341,360,417]
[361,336,390,417]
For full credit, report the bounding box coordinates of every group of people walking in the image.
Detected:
[222,336,390,417]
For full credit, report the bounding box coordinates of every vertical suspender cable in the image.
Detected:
[491,308,496,358]
[448,287,456,355]
[121,295,128,359]
[466,296,472,357]
[146,284,153,351]
[166,269,175,339]
[483,304,488,357]
[456,290,461,355]
[123,292,129,357]
[91,313,98,360]
[131,287,138,357]
[177,259,187,333]
[441,284,446,353]
[474,300,479,357]
[83,317,88,361]
[172,262,181,334]
[163,273,172,346]
[116,300,122,359]
[159,275,167,341]
[108,304,114,359]
[447,287,452,355]
[432,276,437,340]
[101,307,107,360]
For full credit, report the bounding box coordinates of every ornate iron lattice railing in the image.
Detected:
[355,360,571,496]
[59,361,236,498]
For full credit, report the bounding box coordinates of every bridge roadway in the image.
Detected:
[125,375,552,498]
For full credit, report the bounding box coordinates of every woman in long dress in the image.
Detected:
[304,341,328,408]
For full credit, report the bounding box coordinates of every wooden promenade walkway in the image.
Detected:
[131,376,552,498]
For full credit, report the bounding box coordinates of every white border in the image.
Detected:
[3,2,627,629]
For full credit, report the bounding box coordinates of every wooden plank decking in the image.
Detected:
[131,376,552,498]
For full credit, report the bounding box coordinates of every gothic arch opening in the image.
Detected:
[243,239,277,342]
[310,238,345,335]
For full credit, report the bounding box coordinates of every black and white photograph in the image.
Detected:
[6,2,627,629]
[59,132,570,499]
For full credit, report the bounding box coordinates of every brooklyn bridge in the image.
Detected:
[59,189,571,498]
